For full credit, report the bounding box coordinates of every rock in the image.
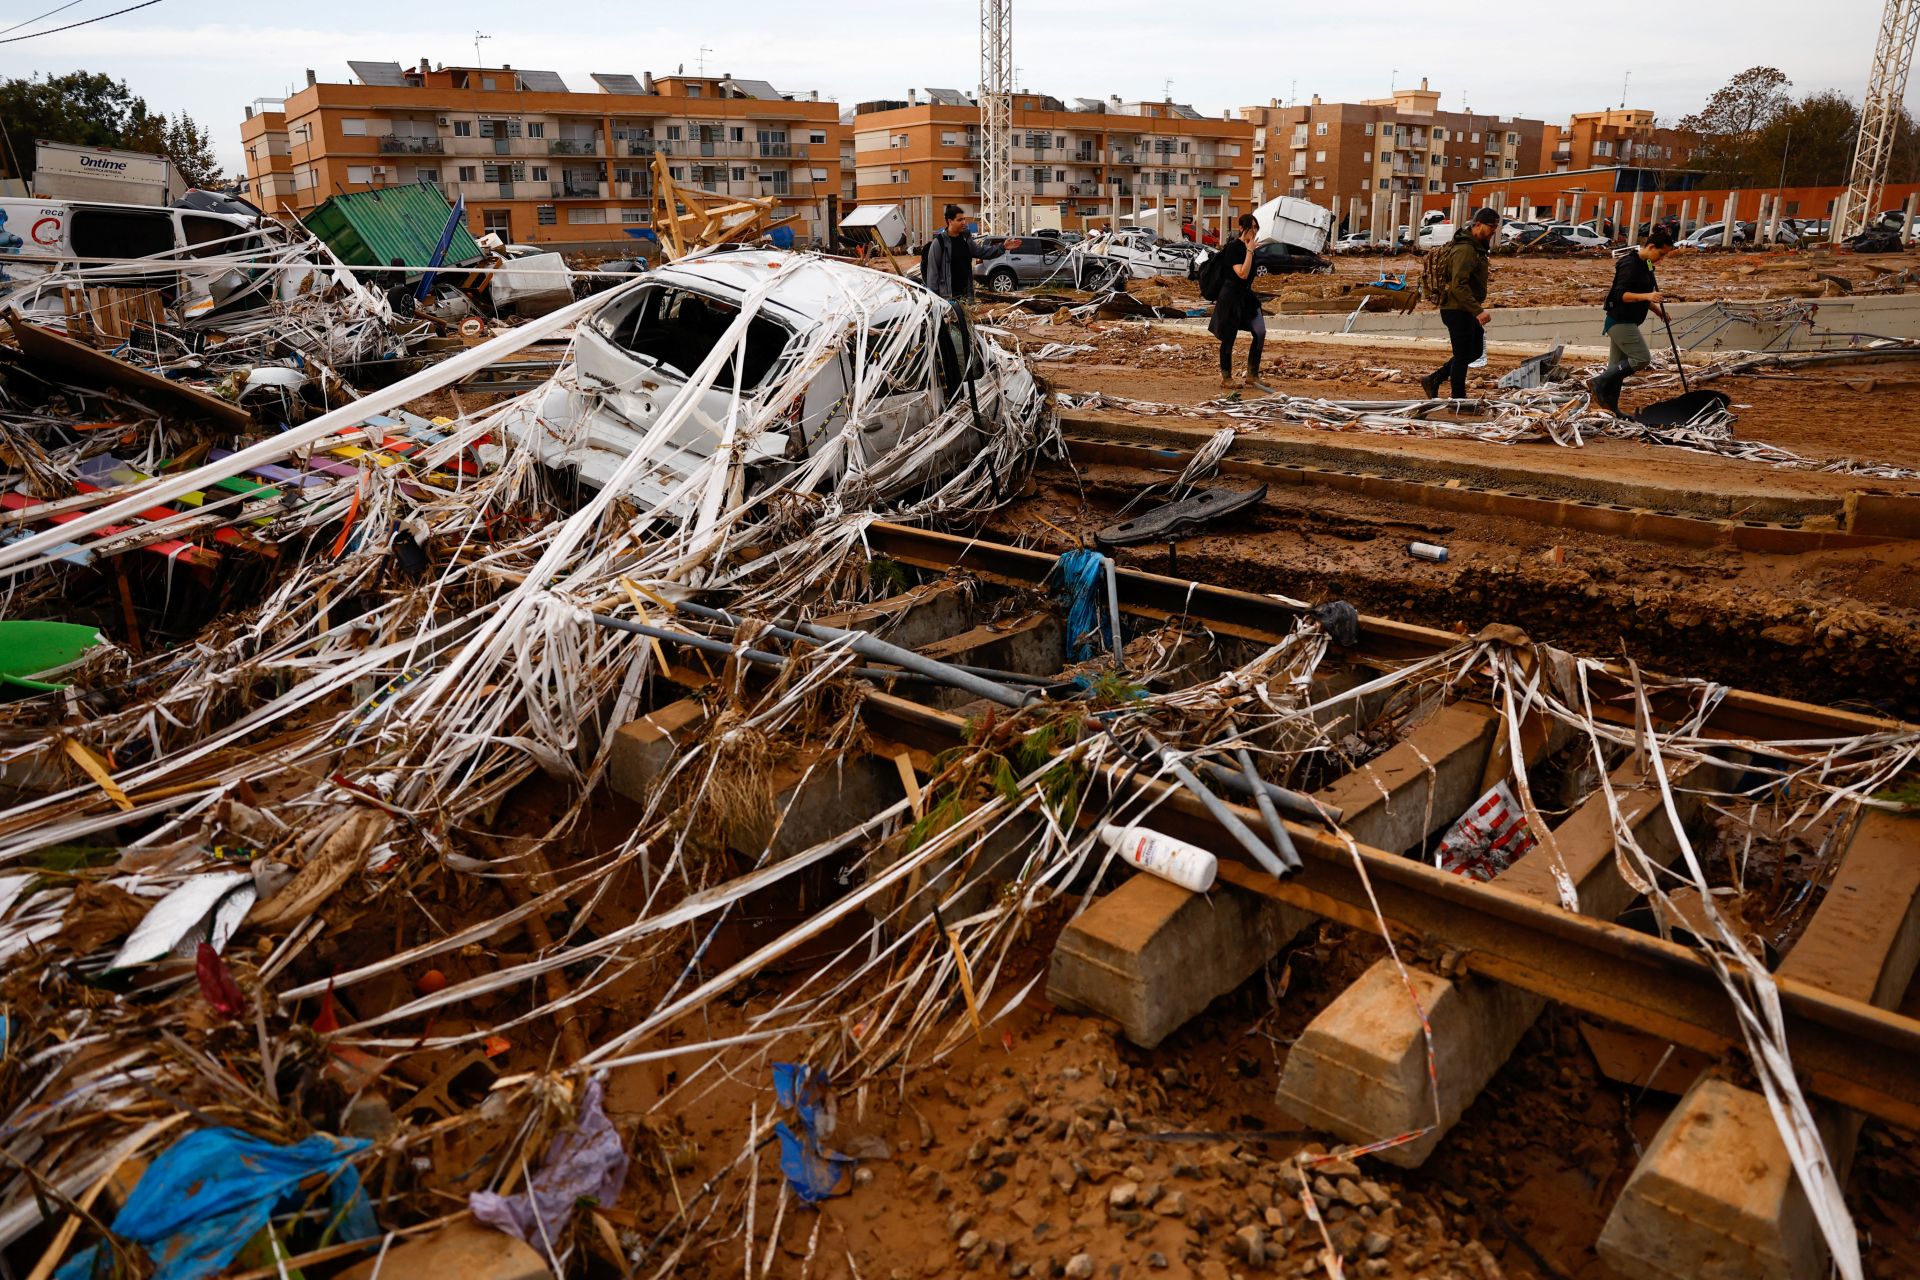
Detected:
[1155,1190,1189,1218]
[947,1211,975,1239]
[1363,1231,1391,1258]
[1228,1225,1268,1267]
[1050,1157,1079,1192]
[1333,1178,1368,1210]
[1009,1266,1030,1279]
[1137,1182,1163,1209]
[957,1231,982,1252]
[1065,1253,1096,1279]
[1146,1252,1169,1270]
[978,1170,1008,1195]
[853,1167,876,1188]
[1109,1181,1139,1209]
[1062,1067,1084,1082]
[1358,1180,1391,1208]
[1264,1207,1287,1229]
[1321,1158,1361,1179]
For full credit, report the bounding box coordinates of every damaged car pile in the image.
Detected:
[0,237,1060,1277]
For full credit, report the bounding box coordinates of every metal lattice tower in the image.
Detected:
[978,0,1014,234]
[1840,0,1920,238]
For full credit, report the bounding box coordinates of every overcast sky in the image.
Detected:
[0,0,1910,174]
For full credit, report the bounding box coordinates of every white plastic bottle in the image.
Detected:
[1099,823,1218,893]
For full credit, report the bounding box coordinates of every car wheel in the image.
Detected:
[987,269,1018,293]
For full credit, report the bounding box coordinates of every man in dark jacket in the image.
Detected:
[1589,225,1676,413]
[1420,207,1498,399]
[923,204,1001,302]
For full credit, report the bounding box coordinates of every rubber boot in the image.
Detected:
[1588,368,1624,414]
[1420,367,1447,399]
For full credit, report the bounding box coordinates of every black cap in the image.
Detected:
[1470,207,1500,227]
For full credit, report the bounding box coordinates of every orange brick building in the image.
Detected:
[1542,109,1695,175]
[240,61,846,249]
[850,89,1254,239]
[1239,80,1546,230]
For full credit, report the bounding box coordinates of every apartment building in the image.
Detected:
[850,89,1254,235]
[1543,109,1694,174]
[239,61,845,248]
[1239,80,1546,225]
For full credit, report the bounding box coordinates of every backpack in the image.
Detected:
[1198,246,1231,302]
[1419,241,1454,307]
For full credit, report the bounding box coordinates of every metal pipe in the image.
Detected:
[796,619,1034,708]
[1237,746,1301,871]
[1198,760,1337,825]
[587,612,936,684]
[1103,553,1124,663]
[1138,730,1291,879]
[670,599,1051,689]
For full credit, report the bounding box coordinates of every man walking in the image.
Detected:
[923,205,1002,303]
[1420,207,1499,400]
[1589,225,1676,414]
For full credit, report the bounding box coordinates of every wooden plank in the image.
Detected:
[4,311,251,432]
[1780,810,1920,1007]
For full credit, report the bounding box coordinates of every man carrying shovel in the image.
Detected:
[1589,225,1677,414]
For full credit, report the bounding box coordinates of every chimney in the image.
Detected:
[1420,77,1428,90]
[420,58,430,72]
[1312,93,1321,106]
[1269,97,1278,108]
[502,62,512,70]
[724,71,732,80]
[305,68,317,86]
[642,71,656,93]
[908,88,918,104]
[810,90,819,102]
[245,105,254,119]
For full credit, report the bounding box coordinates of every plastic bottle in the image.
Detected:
[1098,823,1218,893]
[1409,541,1449,563]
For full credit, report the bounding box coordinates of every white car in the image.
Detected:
[1678,221,1752,249]
[495,249,1045,515]
[1334,231,1382,253]
[1094,227,1194,278]
[1551,223,1609,249]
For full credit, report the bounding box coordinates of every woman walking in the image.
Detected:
[1209,214,1265,389]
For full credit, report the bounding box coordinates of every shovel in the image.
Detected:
[1633,311,1732,426]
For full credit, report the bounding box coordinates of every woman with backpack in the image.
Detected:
[1207,213,1264,390]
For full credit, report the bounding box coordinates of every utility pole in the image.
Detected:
[979,0,1014,233]
[1840,0,1920,238]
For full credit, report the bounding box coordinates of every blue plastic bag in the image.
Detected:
[55,1128,374,1280]
[771,1063,854,1204]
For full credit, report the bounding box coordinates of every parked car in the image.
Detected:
[493,250,1044,516]
[975,238,1127,292]
[1552,223,1609,249]
[1249,242,1333,276]
[1678,221,1754,248]
[1334,231,1383,253]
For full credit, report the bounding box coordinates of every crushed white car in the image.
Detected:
[493,248,1051,519]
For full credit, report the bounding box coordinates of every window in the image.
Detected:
[347,165,373,184]
[1594,141,1613,157]
[527,122,545,138]
[531,165,549,181]
[1434,128,1447,141]
[479,119,496,138]
[1468,158,1479,171]
[686,85,701,97]
[942,169,959,182]
[1378,179,1389,190]
[1506,132,1518,146]
[458,165,477,181]
[416,168,440,184]
[1315,122,1328,135]
[453,120,472,137]
[941,132,962,146]
[536,205,556,225]
[732,167,745,181]
[666,126,683,140]
[1364,122,1374,136]
[342,118,366,136]
[568,207,607,224]
[621,208,650,223]
[810,130,827,145]
[1470,132,1481,143]
[1361,152,1370,164]
[481,76,498,91]
[730,127,745,142]
[506,120,522,137]
[1428,179,1440,192]
[1431,154,1442,166]
[1315,150,1326,163]
[766,171,788,194]
[1313,177,1324,190]
[669,165,685,179]
[483,209,511,236]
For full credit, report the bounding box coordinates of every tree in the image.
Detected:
[1680,66,1794,186]
[0,70,224,188]
[1752,92,1859,188]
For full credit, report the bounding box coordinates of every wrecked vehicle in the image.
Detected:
[494,247,1049,515]
[974,238,1129,293]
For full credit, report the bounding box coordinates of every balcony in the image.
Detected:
[557,180,605,198]
[1068,181,1100,196]
[627,139,672,156]
[1109,150,1137,164]
[551,138,602,156]
[758,142,798,158]
[379,136,444,155]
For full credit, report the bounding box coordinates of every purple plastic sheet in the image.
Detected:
[470,1077,629,1243]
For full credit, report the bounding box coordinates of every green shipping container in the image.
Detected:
[301,184,484,276]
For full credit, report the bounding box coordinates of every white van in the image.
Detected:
[0,195,273,314]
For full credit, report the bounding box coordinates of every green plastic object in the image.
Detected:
[0,620,102,692]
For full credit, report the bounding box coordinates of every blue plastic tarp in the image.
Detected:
[770,1063,854,1204]
[55,1129,374,1280]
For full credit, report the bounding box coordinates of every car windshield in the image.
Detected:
[601,283,792,388]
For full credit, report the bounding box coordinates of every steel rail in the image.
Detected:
[864,521,1914,743]
[858,689,1920,1130]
